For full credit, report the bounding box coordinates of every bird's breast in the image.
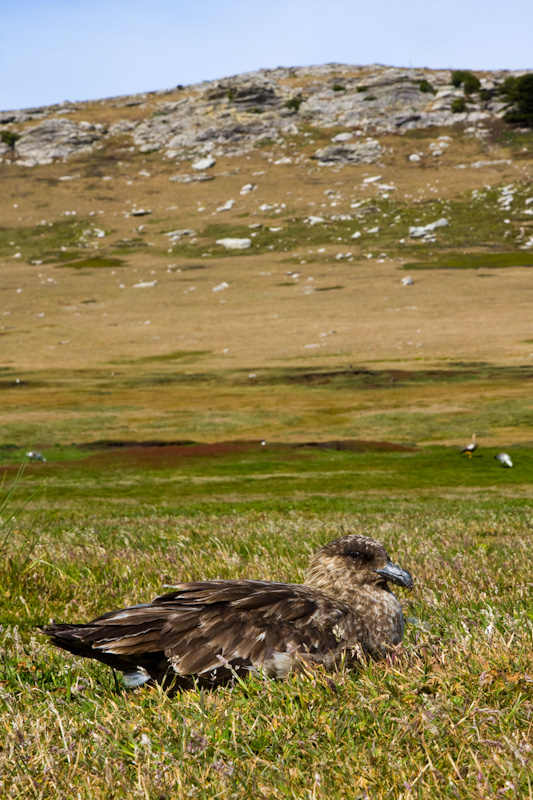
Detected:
[348,587,405,648]
[374,590,404,645]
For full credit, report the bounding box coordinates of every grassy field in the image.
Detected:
[1,76,533,798]
[1,449,533,799]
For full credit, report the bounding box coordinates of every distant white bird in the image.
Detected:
[495,453,513,468]
[26,450,46,462]
[460,434,477,458]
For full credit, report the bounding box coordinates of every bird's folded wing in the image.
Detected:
[82,580,369,676]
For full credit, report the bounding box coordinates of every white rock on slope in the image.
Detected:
[216,238,251,249]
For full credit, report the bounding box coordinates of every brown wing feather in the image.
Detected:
[42,579,371,685]
[153,580,370,677]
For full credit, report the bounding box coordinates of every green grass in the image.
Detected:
[0,219,110,264]
[110,350,212,365]
[1,362,532,798]
[2,437,532,517]
[2,362,532,453]
[57,256,125,269]
[2,120,533,797]
[1,488,532,798]
[404,252,533,270]
[2,177,531,271]
[160,183,533,264]
[492,126,533,154]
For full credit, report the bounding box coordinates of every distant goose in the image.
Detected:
[40,534,413,692]
[26,450,46,462]
[460,434,477,458]
[495,453,513,468]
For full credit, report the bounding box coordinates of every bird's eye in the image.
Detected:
[349,551,362,560]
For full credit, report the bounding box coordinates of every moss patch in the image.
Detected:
[404,251,533,270]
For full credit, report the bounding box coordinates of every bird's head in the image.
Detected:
[306,534,413,595]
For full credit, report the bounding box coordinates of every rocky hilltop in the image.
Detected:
[0,63,527,166]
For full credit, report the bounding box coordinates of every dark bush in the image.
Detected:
[501,74,533,127]
[0,130,21,149]
[451,70,466,88]
[451,70,480,94]
[356,86,368,93]
[285,97,303,112]
[462,72,481,95]
[418,79,435,94]
[451,97,466,113]
[332,84,346,92]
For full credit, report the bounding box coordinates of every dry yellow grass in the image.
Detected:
[2,126,531,374]
[1,83,532,449]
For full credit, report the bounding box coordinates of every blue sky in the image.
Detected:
[1,0,532,111]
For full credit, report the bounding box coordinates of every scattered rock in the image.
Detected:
[169,173,214,183]
[109,120,137,135]
[3,65,532,166]
[191,156,216,170]
[216,238,251,249]
[401,276,414,286]
[216,199,235,212]
[14,118,103,165]
[165,228,195,238]
[313,139,383,165]
[409,218,449,239]
[471,159,512,169]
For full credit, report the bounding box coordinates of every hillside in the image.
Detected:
[1,63,532,449]
[3,65,533,800]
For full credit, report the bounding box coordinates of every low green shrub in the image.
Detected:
[0,130,21,149]
[451,97,466,113]
[285,97,303,112]
[451,70,465,88]
[463,72,481,94]
[501,74,533,127]
[418,79,435,94]
[451,70,480,94]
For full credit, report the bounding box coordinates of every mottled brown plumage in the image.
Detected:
[40,534,413,691]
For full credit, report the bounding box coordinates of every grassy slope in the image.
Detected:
[1,79,533,799]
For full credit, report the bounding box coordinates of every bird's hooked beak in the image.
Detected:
[375,560,414,590]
